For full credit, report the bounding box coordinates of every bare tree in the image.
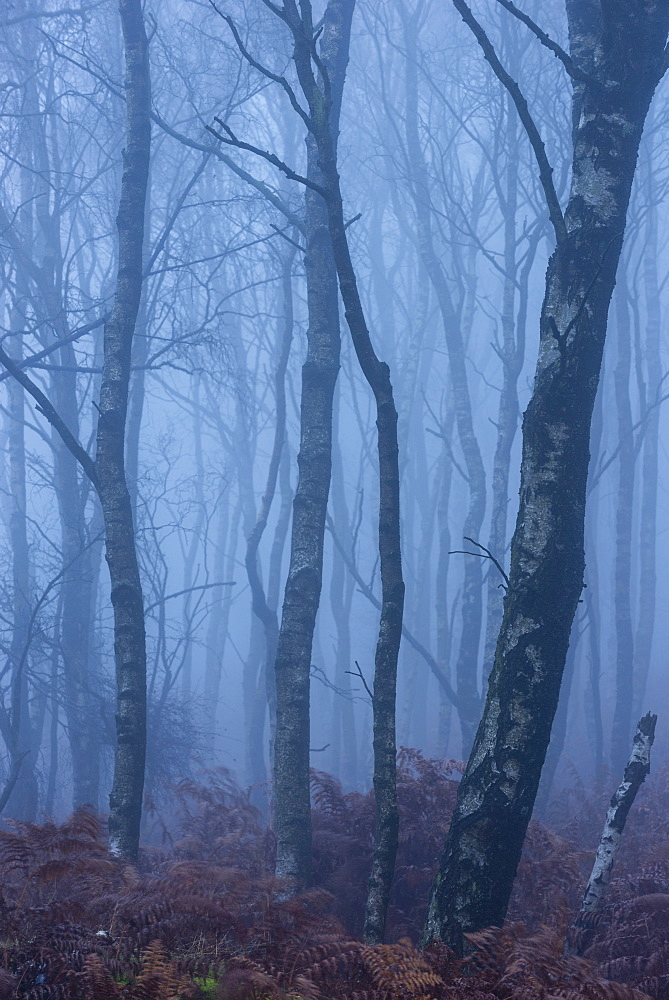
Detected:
[0,0,151,860]
[424,0,669,953]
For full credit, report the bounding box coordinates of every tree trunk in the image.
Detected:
[424,0,669,953]
[98,0,151,860]
[292,0,404,941]
[634,145,660,718]
[611,286,635,771]
[272,6,349,889]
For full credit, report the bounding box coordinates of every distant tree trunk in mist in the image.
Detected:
[203,492,238,749]
[634,152,660,718]
[483,85,541,686]
[245,245,295,781]
[224,320,267,789]
[271,8,347,890]
[2,301,39,820]
[424,0,669,954]
[402,4,485,753]
[329,408,358,787]
[611,286,635,772]
[584,370,605,772]
[436,410,456,756]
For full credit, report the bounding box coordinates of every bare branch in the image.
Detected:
[210,4,314,132]
[346,661,374,701]
[452,0,567,245]
[493,0,594,85]
[0,344,97,486]
[151,109,304,232]
[327,514,462,709]
[206,119,328,197]
[0,315,107,383]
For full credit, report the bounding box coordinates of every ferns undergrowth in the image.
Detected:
[0,751,667,1000]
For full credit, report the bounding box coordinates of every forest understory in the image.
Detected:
[1,749,668,1000]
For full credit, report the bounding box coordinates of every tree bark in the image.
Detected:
[424,0,669,954]
[293,0,405,942]
[272,4,349,890]
[579,712,657,919]
[99,0,151,860]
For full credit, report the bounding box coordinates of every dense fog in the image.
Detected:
[1,0,668,841]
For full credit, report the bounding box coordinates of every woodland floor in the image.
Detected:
[1,748,668,1000]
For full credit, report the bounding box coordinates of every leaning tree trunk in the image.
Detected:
[424,0,669,954]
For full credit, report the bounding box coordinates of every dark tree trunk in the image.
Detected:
[96,0,151,860]
[424,0,669,954]
[272,6,349,889]
[295,0,405,942]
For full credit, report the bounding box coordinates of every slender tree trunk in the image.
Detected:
[289,0,404,941]
[436,409,456,757]
[424,0,669,953]
[611,287,635,771]
[272,9,348,889]
[245,246,295,779]
[634,148,660,718]
[329,399,358,786]
[4,304,38,820]
[203,491,236,750]
[98,0,151,859]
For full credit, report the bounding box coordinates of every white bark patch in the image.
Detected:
[502,614,539,656]
[580,716,656,915]
[572,152,618,221]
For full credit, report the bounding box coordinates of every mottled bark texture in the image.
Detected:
[270,14,348,887]
[98,0,150,860]
[424,0,669,954]
[579,713,657,919]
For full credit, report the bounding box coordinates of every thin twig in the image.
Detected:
[346,660,374,701]
[450,536,510,589]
